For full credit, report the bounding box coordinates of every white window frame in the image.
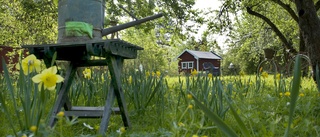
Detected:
[188,62,193,69]
[181,61,193,69]
[181,62,188,69]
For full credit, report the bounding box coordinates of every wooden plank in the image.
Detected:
[64,107,120,118]
[106,56,131,127]
[71,106,120,112]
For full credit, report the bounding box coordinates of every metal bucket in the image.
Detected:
[58,0,105,43]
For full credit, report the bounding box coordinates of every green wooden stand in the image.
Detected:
[22,39,143,135]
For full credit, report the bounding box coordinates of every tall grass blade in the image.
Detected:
[0,57,19,136]
[51,52,57,67]
[284,55,301,137]
[191,92,238,137]
[225,95,251,137]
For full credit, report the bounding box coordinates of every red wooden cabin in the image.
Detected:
[177,49,222,75]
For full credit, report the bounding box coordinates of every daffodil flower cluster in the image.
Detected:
[21,54,64,91]
[82,68,91,79]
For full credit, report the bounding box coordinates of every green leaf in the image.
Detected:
[191,92,239,137]
[284,55,301,137]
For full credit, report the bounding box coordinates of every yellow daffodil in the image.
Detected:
[57,111,64,118]
[118,127,126,134]
[187,94,193,99]
[94,125,100,131]
[261,71,268,78]
[82,68,91,79]
[276,73,281,80]
[208,73,213,78]
[146,72,150,77]
[299,93,305,97]
[191,69,198,76]
[152,72,155,77]
[21,54,41,75]
[128,76,132,84]
[284,91,291,97]
[239,71,245,77]
[30,125,37,132]
[156,71,161,77]
[32,66,64,91]
[101,73,105,82]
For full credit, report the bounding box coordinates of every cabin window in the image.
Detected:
[182,62,188,69]
[181,61,193,69]
[188,62,193,69]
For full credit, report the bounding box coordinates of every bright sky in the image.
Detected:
[192,0,227,52]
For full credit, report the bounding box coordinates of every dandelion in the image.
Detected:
[57,111,64,118]
[299,93,305,97]
[30,125,37,132]
[284,91,290,97]
[178,122,185,127]
[32,66,64,91]
[208,73,213,78]
[21,54,41,75]
[82,68,91,79]
[191,69,198,76]
[156,71,161,77]
[187,94,193,99]
[261,71,268,78]
[188,104,193,109]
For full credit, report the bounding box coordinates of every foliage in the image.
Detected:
[1,54,320,136]
[0,0,57,46]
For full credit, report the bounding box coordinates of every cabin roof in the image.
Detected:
[177,49,222,60]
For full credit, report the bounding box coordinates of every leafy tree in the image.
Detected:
[211,0,320,82]
[0,0,57,46]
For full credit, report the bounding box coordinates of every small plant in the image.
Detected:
[0,54,64,136]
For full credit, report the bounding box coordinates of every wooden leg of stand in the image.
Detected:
[48,62,77,127]
[107,56,131,128]
[99,86,116,135]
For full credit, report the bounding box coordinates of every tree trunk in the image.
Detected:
[295,0,320,83]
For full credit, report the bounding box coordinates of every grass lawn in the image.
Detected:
[1,57,320,136]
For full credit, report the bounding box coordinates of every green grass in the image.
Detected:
[1,58,320,136]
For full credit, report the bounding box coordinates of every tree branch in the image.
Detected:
[270,0,298,23]
[246,7,297,53]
